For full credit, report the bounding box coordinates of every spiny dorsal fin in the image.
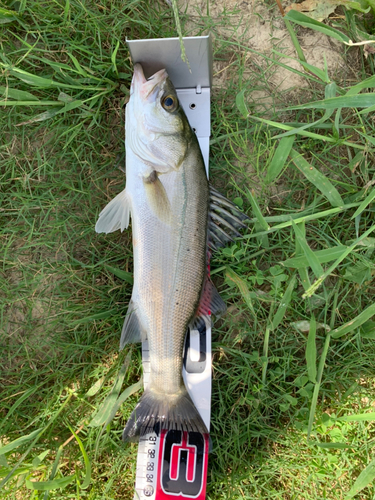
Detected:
[208,184,249,251]
[95,188,130,234]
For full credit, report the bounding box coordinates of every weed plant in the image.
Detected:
[1,0,375,498]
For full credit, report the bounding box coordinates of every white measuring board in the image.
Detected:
[127,36,213,500]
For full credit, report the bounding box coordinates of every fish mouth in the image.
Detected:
[131,63,168,101]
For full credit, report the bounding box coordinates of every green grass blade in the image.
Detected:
[70,308,117,325]
[0,386,42,429]
[281,245,348,269]
[269,275,296,331]
[290,149,344,207]
[331,303,375,339]
[111,40,120,76]
[358,103,375,114]
[0,101,62,107]
[345,459,375,499]
[9,68,54,87]
[315,442,351,449]
[5,66,109,91]
[236,89,250,118]
[17,100,84,125]
[272,49,329,82]
[105,265,133,285]
[346,74,375,95]
[0,86,39,101]
[265,135,295,183]
[283,18,307,63]
[94,379,143,455]
[250,115,365,149]
[68,426,91,489]
[286,94,375,111]
[295,220,311,291]
[262,327,270,385]
[338,412,375,422]
[103,379,143,429]
[304,223,375,297]
[26,475,76,491]
[307,333,331,436]
[64,0,70,21]
[85,377,105,397]
[292,221,324,279]
[0,7,19,23]
[225,267,256,317]
[299,60,329,83]
[44,445,64,499]
[0,429,42,455]
[89,355,131,427]
[245,188,269,231]
[245,203,360,240]
[306,315,317,383]
[67,53,88,77]
[284,10,351,44]
[272,108,333,139]
[351,189,375,219]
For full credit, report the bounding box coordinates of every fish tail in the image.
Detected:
[122,388,208,441]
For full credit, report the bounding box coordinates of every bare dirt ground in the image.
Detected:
[181,0,350,105]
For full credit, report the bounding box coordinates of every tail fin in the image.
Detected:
[122,388,208,441]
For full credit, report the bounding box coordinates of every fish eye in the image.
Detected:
[162,95,177,112]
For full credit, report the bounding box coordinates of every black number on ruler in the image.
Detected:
[149,436,157,442]
[147,462,154,471]
[146,474,153,483]
[147,449,155,458]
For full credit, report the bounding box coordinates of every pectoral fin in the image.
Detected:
[95,189,130,234]
[143,171,172,226]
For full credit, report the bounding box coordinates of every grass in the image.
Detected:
[1,0,375,498]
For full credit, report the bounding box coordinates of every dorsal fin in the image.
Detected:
[208,184,249,251]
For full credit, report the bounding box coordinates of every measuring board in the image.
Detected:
[127,36,213,500]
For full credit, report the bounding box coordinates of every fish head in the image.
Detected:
[126,63,192,174]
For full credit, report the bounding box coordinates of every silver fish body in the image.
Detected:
[96,64,248,439]
[128,146,208,393]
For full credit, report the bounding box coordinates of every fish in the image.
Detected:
[95,63,248,441]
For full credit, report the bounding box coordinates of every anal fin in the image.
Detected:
[191,277,226,329]
[120,300,147,349]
